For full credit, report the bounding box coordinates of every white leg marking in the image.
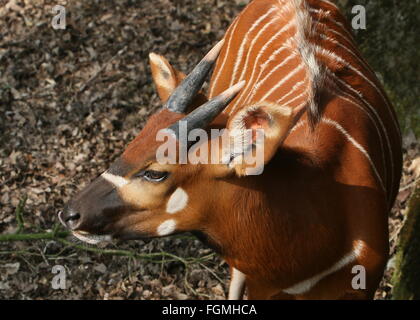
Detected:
[283,241,364,295]
[101,172,129,188]
[228,268,247,300]
[166,187,189,214]
[157,219,177,236]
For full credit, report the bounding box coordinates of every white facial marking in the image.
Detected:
[157,219,177,236]
[101,172,129,188]
[166,187,189,214]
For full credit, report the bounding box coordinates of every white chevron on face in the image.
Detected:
[101,172,129,188]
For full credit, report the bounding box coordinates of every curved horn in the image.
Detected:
[168,81,246,139]
[166,40,225,113]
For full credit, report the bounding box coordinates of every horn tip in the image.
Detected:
[215,39,225,49]
[231,80,246,92]
[221,80,246,99]
[205,39,226,62]
[236,80,246,89]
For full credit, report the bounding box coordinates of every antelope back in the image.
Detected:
[209,0,402,205]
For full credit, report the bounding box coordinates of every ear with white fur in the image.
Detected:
[149,53,208,110]
[227,102,294,176]
[149,53,186,103]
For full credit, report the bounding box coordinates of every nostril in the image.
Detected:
[60,207,82,230]
[65,212,81,222]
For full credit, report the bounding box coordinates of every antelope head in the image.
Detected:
[59,41,294,245]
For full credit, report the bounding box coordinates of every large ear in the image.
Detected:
[227,102,294,176]
[149,52,186,103]
[149,53,208,110]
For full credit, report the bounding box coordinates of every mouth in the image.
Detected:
[72,231,112,245]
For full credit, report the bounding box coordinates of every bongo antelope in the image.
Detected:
[60,0,402,299]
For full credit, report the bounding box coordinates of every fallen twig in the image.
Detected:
[0,230,70,242]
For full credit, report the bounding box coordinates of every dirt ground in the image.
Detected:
[0,0,419,300]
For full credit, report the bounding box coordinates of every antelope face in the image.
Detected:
[59,42,243,243]
[60,41,295,244]
[59,109,187,243]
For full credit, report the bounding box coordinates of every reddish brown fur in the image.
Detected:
[118,0,402,299]
[199,0,402,299]
[67,0,402,300]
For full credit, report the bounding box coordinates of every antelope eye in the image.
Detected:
[139,170,169,182]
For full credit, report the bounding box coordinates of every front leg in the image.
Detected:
[228,267,246,300]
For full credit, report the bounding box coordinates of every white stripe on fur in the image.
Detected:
[284,240,364,295]
[230,7,278,86]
